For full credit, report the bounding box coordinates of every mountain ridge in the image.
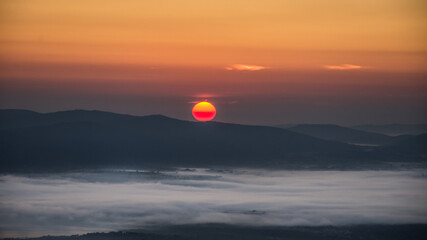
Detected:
[0,109,425,171]
[353,123,427,136]
[286,123,404,145]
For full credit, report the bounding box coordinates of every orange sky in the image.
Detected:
[0,0,426,124]
[1,0,426,71]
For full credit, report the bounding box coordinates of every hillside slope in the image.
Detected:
[0,110,366,171]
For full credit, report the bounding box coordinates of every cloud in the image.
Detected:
[188,94,219,103]
[226,64,268,71]
[188,100,238,104]
[193,94,217,98]
[324,64,362,70]
[0,170,426,238]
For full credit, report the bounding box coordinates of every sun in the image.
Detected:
[192,101,216,121]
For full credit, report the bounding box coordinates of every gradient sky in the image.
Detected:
[1,0,426,125]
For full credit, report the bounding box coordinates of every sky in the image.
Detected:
[0,0,426,125]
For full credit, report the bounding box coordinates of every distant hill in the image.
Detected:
[286,124,407,146]
[274,123,298,129]
[0,109,425,171]
[353,124,427,136]
[379,134,427,158]
[0,109,370,171]
[4,224,427,240]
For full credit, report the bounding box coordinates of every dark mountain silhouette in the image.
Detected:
[3,224,427,240]
[0,109,425,171]
[286,124,408,145]
[353,124,427,136]
[274,123,298,129]
[0,109,362,171]
[379,133,427,158]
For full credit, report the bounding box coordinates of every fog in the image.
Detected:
[1,169,427,238]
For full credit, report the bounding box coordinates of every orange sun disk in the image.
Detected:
[192,101,216,121]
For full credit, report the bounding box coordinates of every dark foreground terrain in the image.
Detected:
[3,224,427,240]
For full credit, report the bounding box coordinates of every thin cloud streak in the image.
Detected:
[193,94,218,98]
[325,64,362,70]
[226,64,268,71]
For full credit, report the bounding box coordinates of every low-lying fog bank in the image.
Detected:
[1,169,426,238]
